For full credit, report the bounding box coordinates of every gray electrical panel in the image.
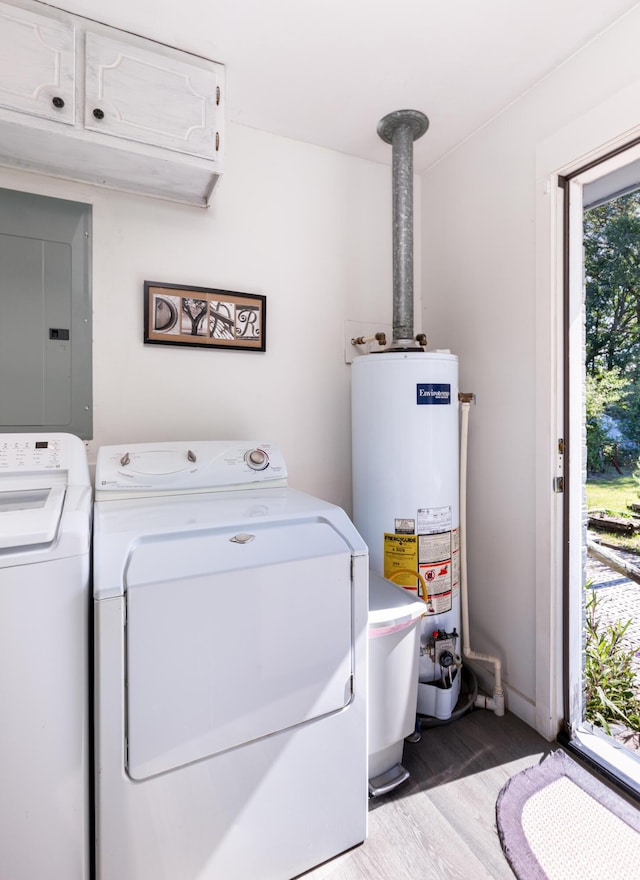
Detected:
[0,188,92,439]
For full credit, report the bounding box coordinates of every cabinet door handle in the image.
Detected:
[52,96,65,109]
[93,108,105,120]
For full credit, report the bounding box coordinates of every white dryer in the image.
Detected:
[93,440,368,880]
[0,433,91,880]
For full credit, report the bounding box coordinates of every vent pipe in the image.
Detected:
[377,109,429,350]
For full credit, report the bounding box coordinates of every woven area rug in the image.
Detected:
[496,749,640,880]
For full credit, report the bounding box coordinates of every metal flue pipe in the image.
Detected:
[377,109,429,349]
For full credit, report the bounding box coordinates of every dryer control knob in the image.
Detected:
[245,448,269,470]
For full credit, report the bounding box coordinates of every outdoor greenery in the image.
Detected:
[585,190,640,474]
[586,473,637,513]
[584,187,640,747]
[584,588,640,735]
[585,473,640,551]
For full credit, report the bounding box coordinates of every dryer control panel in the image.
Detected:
[95,440,288,498]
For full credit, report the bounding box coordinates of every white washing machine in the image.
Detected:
[0,433,91,880]
[93,440,368,880]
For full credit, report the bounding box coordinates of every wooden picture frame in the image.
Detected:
[144,281,266,352]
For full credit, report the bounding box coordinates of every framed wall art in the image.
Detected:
[144,281,266,352]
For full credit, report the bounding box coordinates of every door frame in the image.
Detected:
[534,84,640,745]
[535,117,640,795]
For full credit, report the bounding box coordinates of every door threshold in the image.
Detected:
[558,723,640,803]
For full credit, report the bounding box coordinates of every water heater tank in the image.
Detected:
[352,350,461,719]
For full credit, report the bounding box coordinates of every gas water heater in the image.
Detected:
[352,350,462,720]
[351,109,503,727]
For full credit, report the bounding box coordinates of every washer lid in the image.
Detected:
[93,486,368,600]
[0,473,66,549]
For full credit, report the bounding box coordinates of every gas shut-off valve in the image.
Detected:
[423,629,461,689]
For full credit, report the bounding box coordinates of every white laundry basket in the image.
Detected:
[368,571,424,797]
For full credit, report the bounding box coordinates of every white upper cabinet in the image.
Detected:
[0,3,75,125]
[84,33,221,160]
[0,2,75,124]
[0,0,225,206]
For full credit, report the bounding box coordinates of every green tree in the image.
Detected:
[585,369,625,472]
[585,191,640,471]
[585,191,640,377]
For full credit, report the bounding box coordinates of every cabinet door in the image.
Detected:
[0,1,75,124]
[84,32,222,160]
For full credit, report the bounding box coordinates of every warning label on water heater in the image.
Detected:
[418,506,452,534]
[420,560,451,615]
[415,517,459,616]
[382,510,459,613]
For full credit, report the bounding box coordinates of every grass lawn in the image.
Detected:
[587,472,638,514]
[587,471,640,551]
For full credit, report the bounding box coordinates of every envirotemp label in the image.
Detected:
[416,383,451,405]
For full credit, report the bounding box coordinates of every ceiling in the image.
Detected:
[49,0,640,171]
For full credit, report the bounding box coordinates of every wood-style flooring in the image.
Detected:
[301,707,554,880]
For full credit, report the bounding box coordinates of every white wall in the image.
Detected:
[12,5,640,739]
[0,122,397,511]
[420,5,640,735]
